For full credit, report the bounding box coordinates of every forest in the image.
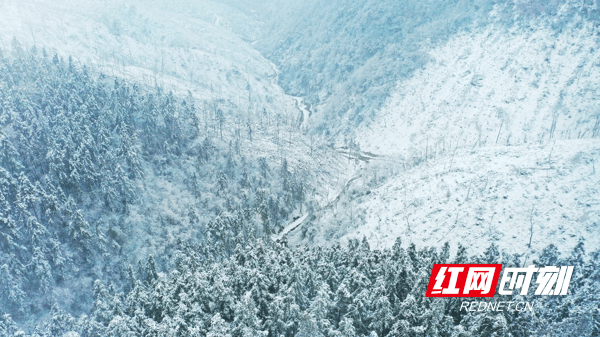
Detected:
[1,0,600,335]
[257,0,600,136]
[2,237,598,336]
[0,45,306,331]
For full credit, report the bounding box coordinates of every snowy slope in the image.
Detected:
[359,22,600,158]
[293,139,600,256]
[0,0,357,265]
[3,0,598,258]
[291,21,600,256]
[0,0,356,198]
[0,0,288,116]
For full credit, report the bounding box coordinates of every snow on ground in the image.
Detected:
[359,22,600,159]
[0,0,354,197]
[292,21,600,256]
[272,213,308,241]
[6,2,597,257]
[292,96,311,131]
[293,139,600,257]
[0,0,288,118]
[0,0,356,261]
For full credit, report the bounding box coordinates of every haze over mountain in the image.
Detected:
[0,0,599,335]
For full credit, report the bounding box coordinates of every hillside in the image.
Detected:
[294,139,600,255]
[0,0,281,108]
[255,0,500,136]
[289,19,600,257]
[0,0,353,329]
[1,0,600,335]
[359,21,600,156]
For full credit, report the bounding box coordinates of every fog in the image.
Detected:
[1,1,600,335]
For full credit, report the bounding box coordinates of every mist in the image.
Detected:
[1,0,600,335]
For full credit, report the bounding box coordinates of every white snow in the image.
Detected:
[292,96,311,131]
[272,213,308,241]
[0,0,357,261]
[3,1,598,258]
[0,0,290,118]
[289,21,600,257]
[360,22,600,158]
[292,139,600,257]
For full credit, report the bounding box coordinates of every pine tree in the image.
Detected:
[146,255,159,283]
[218,171,228,196]
[208,313,232,337]
[339,316,356,337]
[69,210,91,251]
[0,314,21,336]
[233,292,267,337]
[369,279,393,337]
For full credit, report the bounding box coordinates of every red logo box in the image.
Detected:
[425,264,502,297]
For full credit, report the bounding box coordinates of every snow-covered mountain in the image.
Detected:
[360,21,600,157]
[0,0,354,329]
[254,0,500,136]
[1,0,600,335]
[0,0,284,108]
[289,18,600,256]
[0,0,352,241]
